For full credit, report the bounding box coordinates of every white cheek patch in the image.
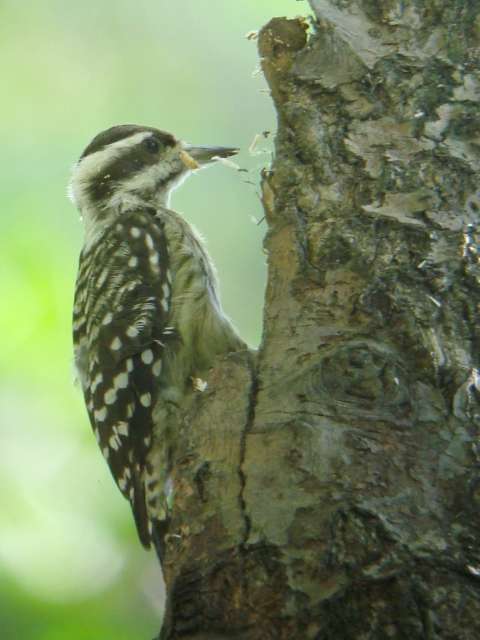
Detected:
[105,150,184,206]
[68,131,152,208]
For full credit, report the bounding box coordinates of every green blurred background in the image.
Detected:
[0,1,305,638]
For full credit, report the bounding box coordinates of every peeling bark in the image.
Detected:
[155,2,480,638]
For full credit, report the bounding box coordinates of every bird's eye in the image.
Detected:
[145,137,160,154]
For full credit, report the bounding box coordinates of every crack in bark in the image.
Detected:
[238,354,259,547]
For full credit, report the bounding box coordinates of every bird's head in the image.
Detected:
[69,124,238,225]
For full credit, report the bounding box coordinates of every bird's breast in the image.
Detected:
[159,209,243,380]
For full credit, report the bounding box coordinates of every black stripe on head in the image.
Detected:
[80,125,176,160]
[81,126,178,203]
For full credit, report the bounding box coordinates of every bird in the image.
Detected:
[69,124,246,549]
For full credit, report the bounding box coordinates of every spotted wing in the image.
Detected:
[73,208,171,548]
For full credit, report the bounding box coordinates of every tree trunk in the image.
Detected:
[156,2,480,638]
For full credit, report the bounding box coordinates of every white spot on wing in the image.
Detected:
[116,422,129,437]
[91,372,103,392]
[102,312,113,325]
[128,256,138,268]
[113,372,129,389]
[126,325,139,338]
[94,407,107,422]
[141,349,154,364]
[145,234,154,250]
[110,337,122,351]
[109,433,121,451]
[126,358,134,372]
[140,393,152,407]
[153,360,162,376]
[104,388,117,405]
[130,227,141,238]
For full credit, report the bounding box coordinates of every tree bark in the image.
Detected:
[156,1,480,638]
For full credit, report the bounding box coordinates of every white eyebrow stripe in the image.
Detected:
[83,130,151,164]
[68,131,152,206]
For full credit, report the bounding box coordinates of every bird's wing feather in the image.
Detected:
[74,208,171,547]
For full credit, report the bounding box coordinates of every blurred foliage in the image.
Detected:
[0,0,307,638]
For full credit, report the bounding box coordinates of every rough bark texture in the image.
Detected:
[156,2,480,638]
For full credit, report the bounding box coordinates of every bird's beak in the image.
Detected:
[180,143,239,169]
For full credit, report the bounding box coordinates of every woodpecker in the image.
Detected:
[70,124,245,548]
